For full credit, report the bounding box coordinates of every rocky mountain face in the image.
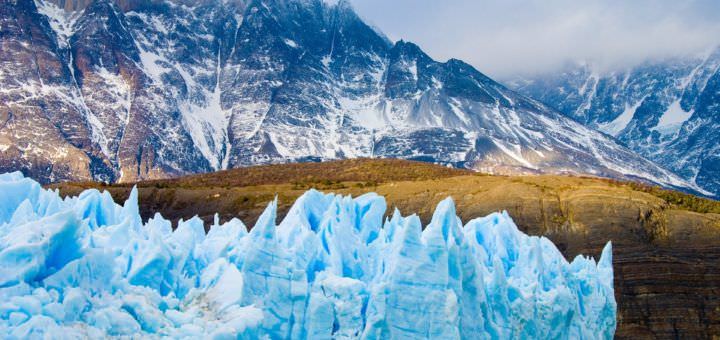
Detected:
[0,0,701,193]
[508,50,720,196]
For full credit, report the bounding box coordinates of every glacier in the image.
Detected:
[0,172,616,339]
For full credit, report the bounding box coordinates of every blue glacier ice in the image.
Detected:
[0,172,616,338]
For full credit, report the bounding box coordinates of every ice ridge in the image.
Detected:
[0,172,616,338]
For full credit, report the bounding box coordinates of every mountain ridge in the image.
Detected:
[0,0,703,195]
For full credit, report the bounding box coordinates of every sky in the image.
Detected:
[349,0,720,78]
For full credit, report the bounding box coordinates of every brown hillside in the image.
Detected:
[49,159,720,339]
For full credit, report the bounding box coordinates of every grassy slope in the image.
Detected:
[49,158,720,338]
[50,159,720,238]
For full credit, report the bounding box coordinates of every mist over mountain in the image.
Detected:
[350,0,720,78]
[508,49,720,196]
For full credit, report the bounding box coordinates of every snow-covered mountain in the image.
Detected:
[0,0,701,193]
[508,49,720,196]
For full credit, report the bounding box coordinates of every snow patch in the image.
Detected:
[180,46,231,171]
[138,50,171,83]
[321,55,332,68]
[34,0,82,49]
[492,139,537,169]
[598,99,642,136]
[95,67,132,118]
[338,96,386,130]
[449,98,471,125]
[654,100,694,135]
[180,89,231,171]
[409,60,418,82]
[283,38,298,48]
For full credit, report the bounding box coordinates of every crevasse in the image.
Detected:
[0,172,616,339]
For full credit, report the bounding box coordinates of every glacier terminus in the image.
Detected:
[0,172,616,338]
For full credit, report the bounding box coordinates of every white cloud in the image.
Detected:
[349,0,720,77]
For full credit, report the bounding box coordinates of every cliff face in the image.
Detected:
[50,159,720,338]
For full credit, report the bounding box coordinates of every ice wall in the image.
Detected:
[0,172,616,338]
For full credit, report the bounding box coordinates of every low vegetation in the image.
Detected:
[48,159,719,230]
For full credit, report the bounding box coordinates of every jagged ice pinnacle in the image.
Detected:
[0,172,616,338]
